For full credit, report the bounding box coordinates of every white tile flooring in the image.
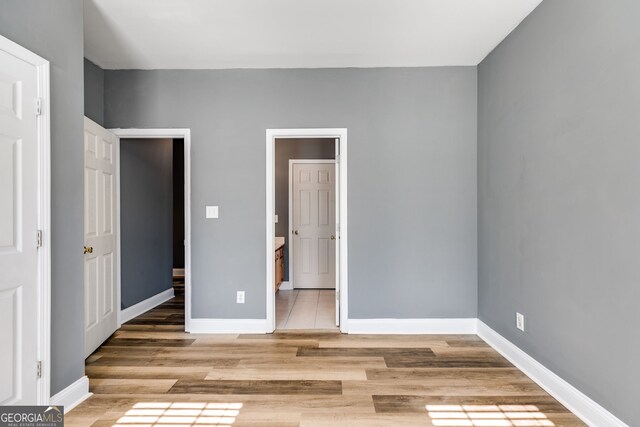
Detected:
[276,289,338,330]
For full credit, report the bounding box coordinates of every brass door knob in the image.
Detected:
[293,230,299,235]
[330,235,336,240]
[84,246,93,254]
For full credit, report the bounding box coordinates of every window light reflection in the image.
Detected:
[112,402,242,427]
[426,404,556,427]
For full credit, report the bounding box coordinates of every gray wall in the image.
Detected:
[478,1,639,424]
[275,138,335,281]
[84,58,104,125]
[120,139,174,308]
[105,67,478,319]
[0,0,85,395]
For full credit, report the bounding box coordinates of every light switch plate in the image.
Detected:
[275,214,278,224]
[206,206,219,219]
[516,312,525,332]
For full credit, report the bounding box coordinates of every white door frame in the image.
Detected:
[266,129,348,333]
[109,129,192,332]
[0,35,51,404]
[288,159,337,290]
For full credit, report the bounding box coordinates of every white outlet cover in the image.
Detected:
[236,291,245,304]
[206,206,219,219]
[275,214,278,223]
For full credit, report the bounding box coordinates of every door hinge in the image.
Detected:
[35,98,43,116]
[36,230,43,248]
[37,361,42,378]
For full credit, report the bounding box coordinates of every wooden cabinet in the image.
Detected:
[275,246,285,292]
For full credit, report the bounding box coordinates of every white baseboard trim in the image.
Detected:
[120,288,175,324]
[478,321,628,427]
[50,376,91,414]
[278,281,293,290]
[173,268,185,276]
[188,318,269,334]
[347,318,478,334]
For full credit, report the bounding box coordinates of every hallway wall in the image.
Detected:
[120,138,174,308]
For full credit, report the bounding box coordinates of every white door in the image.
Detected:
[292,161,336,289]
[0,46,40,405]
[84,117,118,357]
[334,139,340,326]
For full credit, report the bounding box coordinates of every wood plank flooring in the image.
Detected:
[67,294,585,427]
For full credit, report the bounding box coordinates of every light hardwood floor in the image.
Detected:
[67,294,585,426]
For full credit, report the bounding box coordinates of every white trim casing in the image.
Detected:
[189,319,269,334]
[50,376,91,414]
[0,34,52,405]
[267,129,349,333]
[109,129,192,331]
[120,288,175,324]
[287,159,336,291]
[287,160,293,288]
[348,318,478,335]
[36,59,51,408]
[114,135,121,326]
[478,321,629,427]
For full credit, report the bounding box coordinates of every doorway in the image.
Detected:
[84,126,192,355]
[111,129,192,331]
[266,129,348,333]
[119,137,184,328]
[279,148,336,328]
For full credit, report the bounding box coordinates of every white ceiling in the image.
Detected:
[84,0,543,70]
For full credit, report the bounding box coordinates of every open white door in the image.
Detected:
[0,45,40,405]
[334,139,340,326]
[84,117,118,357]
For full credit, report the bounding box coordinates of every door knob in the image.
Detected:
[330,235,336,240]
[293,230,299,235]
[84,246,93,254]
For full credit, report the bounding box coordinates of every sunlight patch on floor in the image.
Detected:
[112,402,242,426]
[426,404,555,427]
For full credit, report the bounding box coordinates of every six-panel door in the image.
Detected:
[0,48,39,404]
[292,162,336,289]
[84,118,118,357]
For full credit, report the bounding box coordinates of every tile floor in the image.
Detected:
[276,289,338,330]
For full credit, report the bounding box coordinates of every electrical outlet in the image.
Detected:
[275,214,278,224]
[236,291,245,304]
[516,312,525,332]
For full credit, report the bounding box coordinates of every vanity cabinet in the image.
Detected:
[275,245,285,292]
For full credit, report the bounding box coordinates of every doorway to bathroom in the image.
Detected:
[266,129,348,332]
[279,156,336,328]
